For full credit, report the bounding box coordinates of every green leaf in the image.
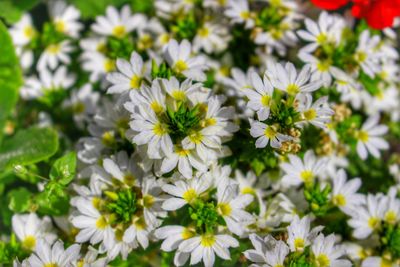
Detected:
[0,127,59,170]
[7,188,32,212]
[0,21,23,143]
[50,152,77,185]
[0,0,39,24]
[36,192,70,216]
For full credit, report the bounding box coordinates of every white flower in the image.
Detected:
[12,213,57,251]
[106,51,147,94]
[162,177,212,210]
[287,215,322,252]
[193,22,230,54]
[49,0,82,38]
[348,194,386,239]
[355,30,381,78]
[164,39,208,81]
[356,115,389,160]
[297,11,343,52]
[91,5,143,38]
[216,181,254,236]
[25,240,81,267]
[37,40,74,71]
[244,234,290,267]
[177,234,239,267]
[160,146,207,179]
[127,104,173,159]
[295,94,334,129]
[266,62,323,96]
[63,83,100,127]
[250,121,292,149]
[225,0,254,28]
[281,150,327,187]
[9,14,36,46]
[244,72,274,121]
[20,66,75,100]
[331,169,365,215]
[311,234,352,267]
[362,256,396,267]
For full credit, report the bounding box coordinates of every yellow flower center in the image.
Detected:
[171,90,186,101]
[47,44,61,54]
[102,131,115,146]
[104,59,115,72]
[23,26,35,38]
[315,254,330,267]
[54,20,65,33]
[112,25,126,38]
[294,238,305,251]
[201,118,217,127]
[176,147,190,157]
[385,210,397,224]
[201,235,216,247]
[355,51,367,63]
[189,131,203,144]
[287,84,300,95]
[22,235,36,250]
[92,197,102,209]
[153,122,168,136]
[134,217,147,230]
[381,259,393,267]
[181,228,195,240]
[261,95,271,107]
[142,194,155,208]
[130,75,141,89]
[316,33,327,44]
[240,11,251,19]
[303,109,317,121]
[174,60,188,73]
[218,203,232,216]
[96,216,108,229]
[300,170,314,184]
[123,173,136,186]
[241,187,255,195]
[264,126,277,138]
[198,27,209,37]
[333,194,346,207]
[357,130,369,142]
[182,188,197,203]
[368,216,379,229]
[150,101,164,114]
[317,60,331,72]
[44,264,58,267]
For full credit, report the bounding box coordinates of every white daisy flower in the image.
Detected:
[106,51,147,94]
[281,150,327,187]
[25,240,81,267]
[356,115,389,160]
[297,11,344,52]
[9,14,37,46]
[20,66,75,100]
[348,194,386,239]
[287,215,322,252]
[295,94,334,129]
[266,62,323,96]
[91,5,143,38]
[244,234,290,267]
[37,40,74,71]
[12,213,57,251]
[177,233,239,267]
[331,169,365,215]
[362,256,396,267]
[49,0,83,38]
[216,181,254,236]
[244,72,274,121]
[225,0,254,28]
[354,30,381,78]
[193,22,230,54]
[161,77,202,103]
[162,177,212,210]
[164,39,208,81]
[311,234,352,267]
[250,121,292,149]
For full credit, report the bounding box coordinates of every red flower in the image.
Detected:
[311,0,400,29]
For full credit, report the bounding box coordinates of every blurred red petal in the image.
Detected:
[310,0,349,10]
[352,0,400,29]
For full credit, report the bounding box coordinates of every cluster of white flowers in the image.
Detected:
[5,0,400,266]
